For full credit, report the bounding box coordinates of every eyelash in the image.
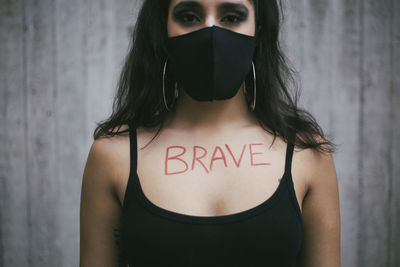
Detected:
[174,12,247,25]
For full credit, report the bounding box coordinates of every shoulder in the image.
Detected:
[293,135,341,266]
[292,135,337,193]
[86,124,131,191]
[80,124,132,265]
[90,124,130,163]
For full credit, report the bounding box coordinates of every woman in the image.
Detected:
[80,0,341,266]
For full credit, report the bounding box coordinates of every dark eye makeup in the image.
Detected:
[172,1,249,26]
[173,11,201,24]
[221,12,248,24]
[173,11,247,25]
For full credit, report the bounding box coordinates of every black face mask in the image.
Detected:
[166,25,256,102]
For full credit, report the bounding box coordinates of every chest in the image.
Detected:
[115,136,305,217]
[116,128,305,267]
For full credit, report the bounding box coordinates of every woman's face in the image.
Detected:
[167,0,256,37]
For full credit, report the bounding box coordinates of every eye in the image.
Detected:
[174,12,200,24]
[221,12,247,24]
[222,15,240,23]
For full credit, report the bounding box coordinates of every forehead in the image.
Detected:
[169,0,254,10]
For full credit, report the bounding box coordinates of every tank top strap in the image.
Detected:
[129,122,138,173]
[284,134,295,175]
[121,122,139,215]
[283,132,302,223]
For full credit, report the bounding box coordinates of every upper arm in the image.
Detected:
[296,146,341,267]
[80,138,123,267]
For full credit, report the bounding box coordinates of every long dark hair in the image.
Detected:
[93,0,337,154]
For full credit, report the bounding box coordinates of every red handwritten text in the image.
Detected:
[164,143,271,175]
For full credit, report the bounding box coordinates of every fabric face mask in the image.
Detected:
[166,25,256,102]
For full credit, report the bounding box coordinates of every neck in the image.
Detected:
[165,84,258,131]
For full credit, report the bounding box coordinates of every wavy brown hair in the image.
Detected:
[93,0,337,154]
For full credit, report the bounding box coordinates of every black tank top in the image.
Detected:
[118,125,303,267]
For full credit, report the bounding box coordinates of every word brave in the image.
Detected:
[165,143,271,175]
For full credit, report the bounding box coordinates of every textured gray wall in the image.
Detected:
[0,0,399,266]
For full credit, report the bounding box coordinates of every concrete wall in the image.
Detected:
[0,0,399,266]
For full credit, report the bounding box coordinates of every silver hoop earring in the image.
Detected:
[162,59,178,111]
[251,61,256,111]
[244,61,256,111]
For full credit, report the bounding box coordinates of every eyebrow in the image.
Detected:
[172,1,249,13]
[173,1,202,11]
[218,2,249,13]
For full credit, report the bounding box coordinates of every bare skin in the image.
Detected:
[80,0,341,266]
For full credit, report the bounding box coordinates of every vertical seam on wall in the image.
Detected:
[357,0,365,266]
[21,0,32,265]
[386,0,394,265]
[51,0,61,264]
[300,0,305,75]
[329,1,334,135]
[81,0,88,146]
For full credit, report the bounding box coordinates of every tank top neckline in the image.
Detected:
[123,126,296,224]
